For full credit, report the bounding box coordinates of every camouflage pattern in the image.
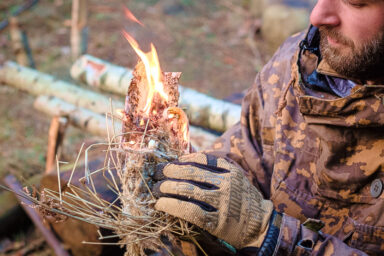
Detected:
[205,28,384,255]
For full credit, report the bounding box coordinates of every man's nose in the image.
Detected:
[310,0,340,27]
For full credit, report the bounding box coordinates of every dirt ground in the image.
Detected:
[0,0,307,255]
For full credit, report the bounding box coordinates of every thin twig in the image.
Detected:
[68,142,85,187]
[56,155,62,204]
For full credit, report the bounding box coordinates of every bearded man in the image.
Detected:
[153,1,384,255]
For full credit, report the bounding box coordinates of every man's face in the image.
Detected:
[310,0,384,82]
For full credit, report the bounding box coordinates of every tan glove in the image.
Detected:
[153,152,274,249]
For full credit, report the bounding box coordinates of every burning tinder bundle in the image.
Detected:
[115,37,194,254]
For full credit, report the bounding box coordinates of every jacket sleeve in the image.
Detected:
[270,214,367,256]
[204,34,302,198]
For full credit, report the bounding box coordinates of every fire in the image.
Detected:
[166,107,190,145]
[123,6,144,26]
[122,30,169,116]
[122,7,190,149]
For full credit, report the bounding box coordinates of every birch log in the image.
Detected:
[34,96,117,138]
[34,96,218,150]
[0,61,125,113]
[71,55,242,132]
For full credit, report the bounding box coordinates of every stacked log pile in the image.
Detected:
[0,60,230,150]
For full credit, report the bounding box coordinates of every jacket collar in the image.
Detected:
[298,26,357,98]
[301,26,350,80]
[316,59,350,81]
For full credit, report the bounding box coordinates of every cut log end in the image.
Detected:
[123,60,187,153]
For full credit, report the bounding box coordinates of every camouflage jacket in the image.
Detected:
[207,27,384,255]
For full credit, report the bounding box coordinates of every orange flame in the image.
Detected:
[166,107,190,147]
[122,9,190,148]
[122,30,169,116]
[124,6,144,26]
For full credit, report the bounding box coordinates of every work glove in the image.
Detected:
[152,152,275,250]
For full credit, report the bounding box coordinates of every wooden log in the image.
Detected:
[70,54,132,95]
[178,86,241,133]
[0,61,125,114]
[0,174,42,237]
[34,95,114,138]
[4,175,70,256]
[45,116,69,173]
[71,0,88,61]
[0,174,41,216]
[71,55,242,132]
[34,95,218,150]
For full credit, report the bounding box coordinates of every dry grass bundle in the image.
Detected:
[6,120,200,256]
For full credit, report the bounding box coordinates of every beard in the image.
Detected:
[319,26,384,82]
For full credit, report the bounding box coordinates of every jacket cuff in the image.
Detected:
[256,210,282,256]
[273,214,322,256]
[273,213,301,255]
[240,214,321,256]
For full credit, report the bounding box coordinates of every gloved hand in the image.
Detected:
[152,152,274,249]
